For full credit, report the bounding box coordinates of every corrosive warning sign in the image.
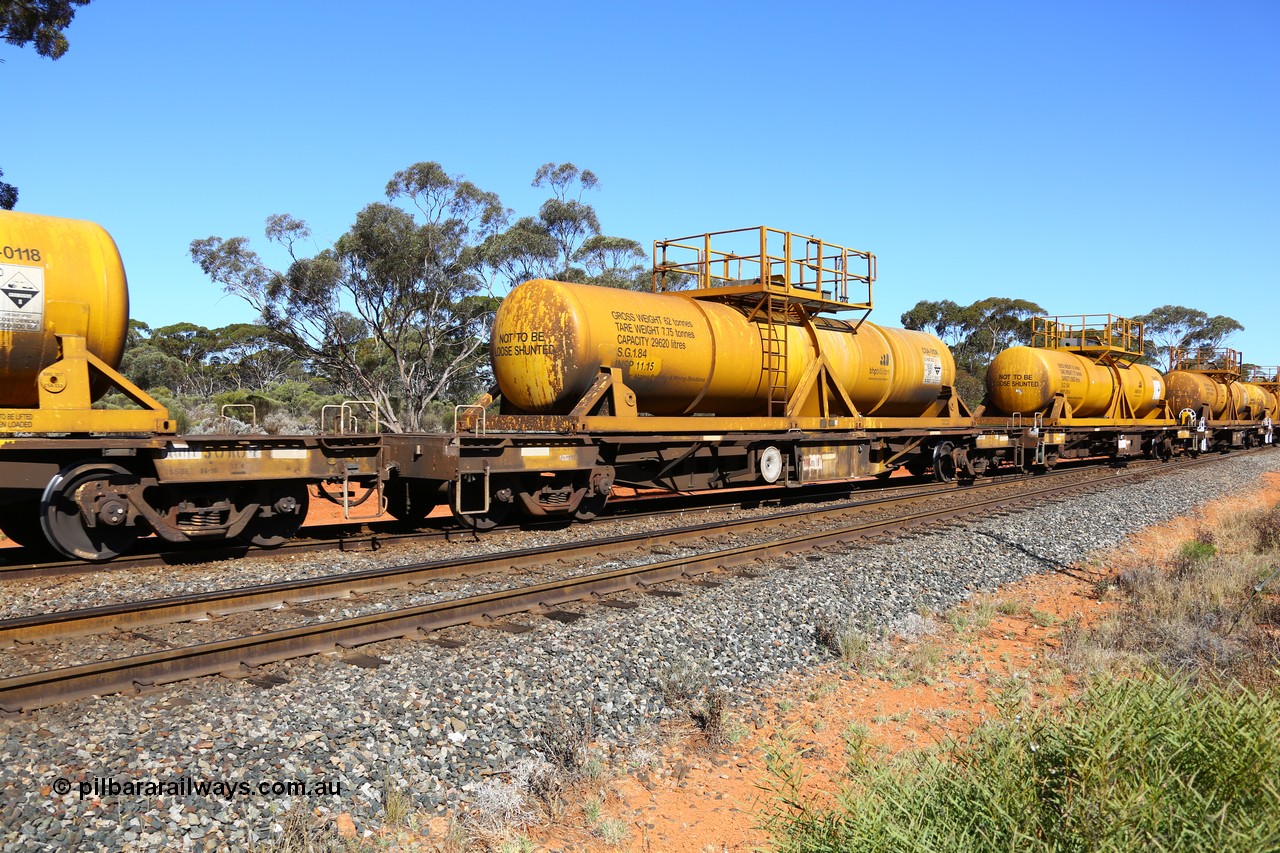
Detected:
[922,354,943,386]
[0,263,45,331]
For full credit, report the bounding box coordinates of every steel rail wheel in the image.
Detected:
[384,479,440,523]
[573,491,609,521]
[40,463,140,562]
[932,442,958,483]
[239,483,310,548]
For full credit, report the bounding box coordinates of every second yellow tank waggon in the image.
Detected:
[1165,370,1279,420]
[985,345,1165,418]
[491,279,955,418]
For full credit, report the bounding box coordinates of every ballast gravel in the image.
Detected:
[1,452,1277,851]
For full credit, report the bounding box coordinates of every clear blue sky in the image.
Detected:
[4,1,1276,364]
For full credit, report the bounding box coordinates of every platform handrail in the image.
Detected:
[454,404,487,435]
[217,404,257,431]
[321,401,380,435]
[652,226,875,314]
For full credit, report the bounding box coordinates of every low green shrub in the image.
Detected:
[765,673,1280,853]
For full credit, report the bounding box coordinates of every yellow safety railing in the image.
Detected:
[1030,314,1144,357]
[1244,365,1280,384]
[652,226,874,314]
[1172,347,1243,374]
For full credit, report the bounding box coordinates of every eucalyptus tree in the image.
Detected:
[1,0,89,59]
[480,162,646,291]
[1,0,92,207]
[901,296,1044,376]
[190,162,506,432]
[1133,305,1244,370]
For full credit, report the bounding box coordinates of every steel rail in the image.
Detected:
[0,457,1222,712]
[0,464,1130,645]
[0,480,978,643]
[0,477,945,580]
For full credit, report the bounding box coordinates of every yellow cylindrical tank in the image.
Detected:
[985,346,1165,418]
[1263,388,1280,420]
[1164,370,1228,418]
[490,279,954,417]
[1238,382,1272,420]
[0,210,129,407]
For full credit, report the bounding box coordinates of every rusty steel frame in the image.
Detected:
[1172,347,1243,375]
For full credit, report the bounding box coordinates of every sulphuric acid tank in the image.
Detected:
[984,346,1165,418]
[491,279,954,417]
[1164,370,1278,420]
[0,210,130,407]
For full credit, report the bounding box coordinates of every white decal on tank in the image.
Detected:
[922,354,943,386]
[0,263,45,332]
[1152,380,1162,400]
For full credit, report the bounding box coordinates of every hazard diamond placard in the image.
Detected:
[0,262,45,332]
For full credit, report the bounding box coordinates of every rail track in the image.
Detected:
[0,453,1244,712]
[0,455,1154,580]
[0,477,948,580]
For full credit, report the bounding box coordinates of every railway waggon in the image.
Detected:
[0,214,1274,560]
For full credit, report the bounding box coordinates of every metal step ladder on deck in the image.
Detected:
[761,294,789,417]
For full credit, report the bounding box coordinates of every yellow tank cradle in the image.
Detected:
[0,334,174,435]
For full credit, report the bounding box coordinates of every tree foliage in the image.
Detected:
[1,0,88,60]
[191,163,507,433]
[120,320,299,400]
[2,0,90,209]
[901,296,1045,377]
[479,162,647,290]
[1132,305,1244,370]
[0,167,15,210]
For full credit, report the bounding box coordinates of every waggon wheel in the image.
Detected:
[40,463,140,562]
[932,442,957,483]
[573,468,615,521]
[449,476,514,531]
[239,483,310,548]
[573,492,609,521]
